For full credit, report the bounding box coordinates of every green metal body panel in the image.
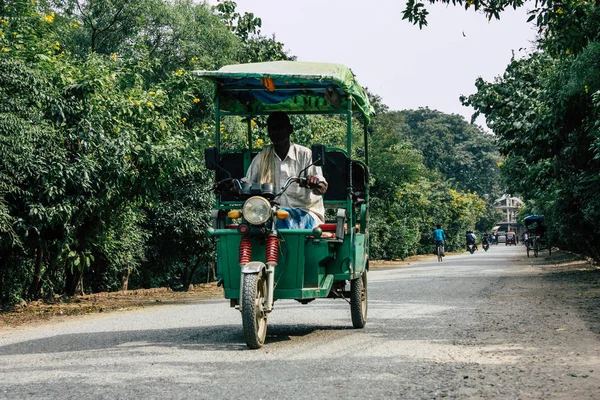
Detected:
[211,227,369,300]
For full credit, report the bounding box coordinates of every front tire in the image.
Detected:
[534,241,540,258]
[351,271,368,328]
[242,271,268,349]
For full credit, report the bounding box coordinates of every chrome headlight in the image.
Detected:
[242,196,271,225]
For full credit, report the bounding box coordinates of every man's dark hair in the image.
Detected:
[267,111,291,126]
[436,224,441,229]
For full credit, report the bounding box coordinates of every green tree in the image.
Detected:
[0,0,249,304]
[402,1,600,57]
[213,0,292,63]
[368,110,490,259]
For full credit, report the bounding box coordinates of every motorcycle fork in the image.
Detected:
[238,234,279,312]
[264,233,279,312]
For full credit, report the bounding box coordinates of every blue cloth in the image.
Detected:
[433,229,446,241]
[276,207,319,229]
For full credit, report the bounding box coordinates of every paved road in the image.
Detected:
[1,245,599,399]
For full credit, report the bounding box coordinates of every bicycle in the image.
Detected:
[435,241,444,262]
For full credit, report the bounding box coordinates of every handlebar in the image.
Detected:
[279,176,324,196]
[211,178,242,193]
[211,176,323,198]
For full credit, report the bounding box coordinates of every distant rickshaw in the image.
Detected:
[524,215,551,257]
[505,231,517,246]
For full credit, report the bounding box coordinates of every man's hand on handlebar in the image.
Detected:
[305,175,327,196]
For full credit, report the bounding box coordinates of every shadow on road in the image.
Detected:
[0,323,354,355]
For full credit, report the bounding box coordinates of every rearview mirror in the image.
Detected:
[205,147,219,170]
[311,144,326,167]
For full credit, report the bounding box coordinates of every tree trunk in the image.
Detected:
[64,261,83,297]
[75,272,84,296]
[183,258,202,291]
[27,244,44,299]
[120,267,130,291]
[207,261,215,283]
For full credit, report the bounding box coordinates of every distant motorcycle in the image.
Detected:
[467,241,476,254]
[482,238,490,251]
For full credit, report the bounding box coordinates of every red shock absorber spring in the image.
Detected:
[239,235,252,265]
[266,234,279,265]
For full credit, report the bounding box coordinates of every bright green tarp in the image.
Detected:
[194,61,373,123]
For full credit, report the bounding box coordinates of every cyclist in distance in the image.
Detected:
[433,224,447,257]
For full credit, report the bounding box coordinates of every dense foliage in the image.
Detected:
[0,0,501,305]
[406,1,600,260]
[367,110,497,259]
[0,0,282,303]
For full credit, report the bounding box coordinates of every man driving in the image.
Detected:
[243,112,328,229]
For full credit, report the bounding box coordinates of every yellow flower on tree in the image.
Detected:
[193,98,200,103]
[43,13,55,23]
[174,69,184,76]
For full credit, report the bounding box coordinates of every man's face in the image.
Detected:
[267,117,292,145]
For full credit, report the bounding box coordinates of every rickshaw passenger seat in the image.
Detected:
[217,149,257,201]
[321,150,368,204]
[322,150,348,202]
[351,161,368,203]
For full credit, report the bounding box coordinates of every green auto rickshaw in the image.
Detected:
[195,61,373,349]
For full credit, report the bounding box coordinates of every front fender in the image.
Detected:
[241,261,265,274]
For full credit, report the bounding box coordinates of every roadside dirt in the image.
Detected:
[0,283,223,329]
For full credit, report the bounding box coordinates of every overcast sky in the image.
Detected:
[207,0,538,128]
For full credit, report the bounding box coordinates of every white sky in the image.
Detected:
[208,0,538,128]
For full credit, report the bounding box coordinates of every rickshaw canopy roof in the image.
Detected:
[524,215,544,224]
[524,215,546,231]
[194,61,374,123]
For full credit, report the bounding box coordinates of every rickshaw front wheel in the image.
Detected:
[351,271,368,329]
[242,270,268,349]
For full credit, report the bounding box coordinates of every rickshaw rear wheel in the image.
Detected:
[242,271,268,349]
[351,271,368,328]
